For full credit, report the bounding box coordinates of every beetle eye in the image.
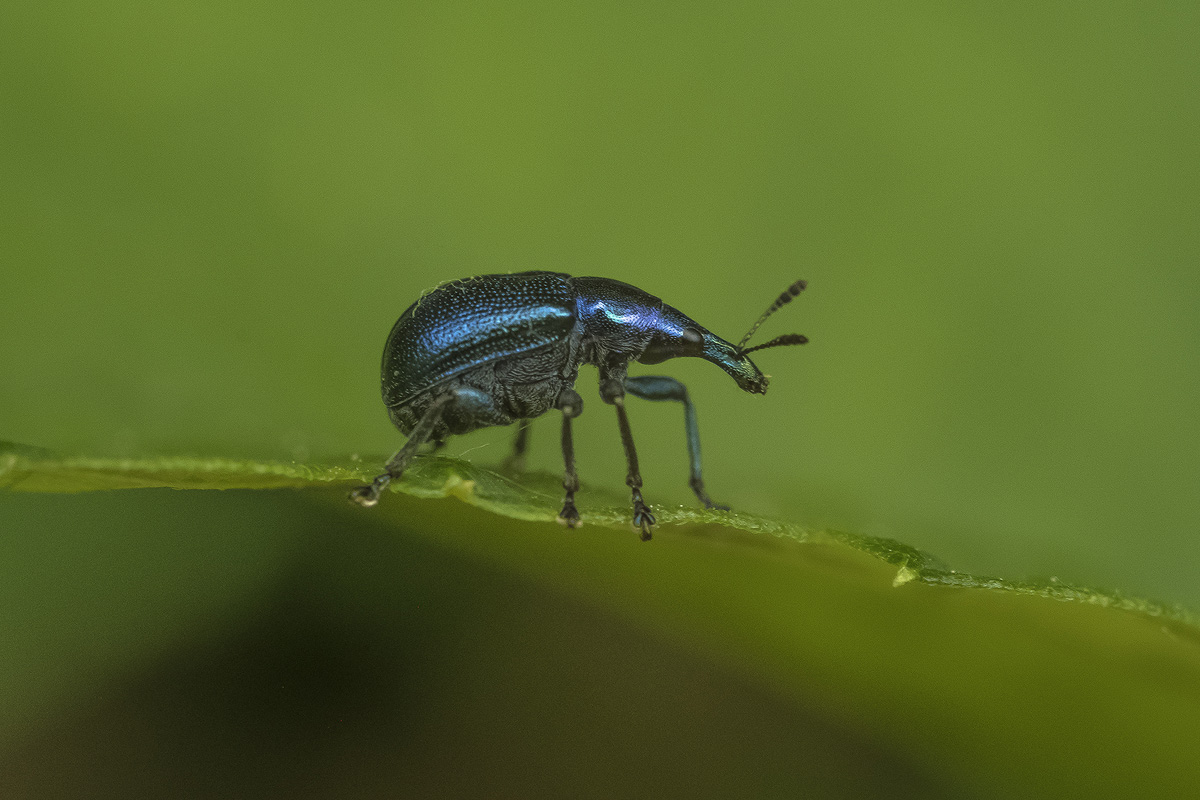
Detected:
[682,327,703,345]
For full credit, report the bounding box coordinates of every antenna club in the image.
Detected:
[736,277,809,351]
[739,333,809,357]
[772,279,807,308]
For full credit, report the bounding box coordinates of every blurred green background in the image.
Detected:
[4,0,1198,603]
[2,1,1199,796]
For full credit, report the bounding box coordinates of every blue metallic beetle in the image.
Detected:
[350,271,808,540]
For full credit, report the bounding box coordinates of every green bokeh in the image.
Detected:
[3,487,1197,798]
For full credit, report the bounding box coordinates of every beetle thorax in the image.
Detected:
[572,280,663,367]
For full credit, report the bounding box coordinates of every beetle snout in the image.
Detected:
[742,371,769,394]
[701,334,768,394]
[731,363,769,394]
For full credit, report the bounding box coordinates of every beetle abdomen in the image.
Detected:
[381,272,577,408]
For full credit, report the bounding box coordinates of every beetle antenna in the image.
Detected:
[739,333,809,356]
[736,279,807,353]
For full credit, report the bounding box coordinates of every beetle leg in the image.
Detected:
[554,388,583,528]
[600,378,656,541]
[499,420,531,474]
[624,375,729,511]
[350,389,469,507]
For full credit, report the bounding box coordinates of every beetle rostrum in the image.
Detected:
[349,271,808,540]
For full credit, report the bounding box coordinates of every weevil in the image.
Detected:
[349,271,808,540]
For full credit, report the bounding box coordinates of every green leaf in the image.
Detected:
[3,440,1195,630]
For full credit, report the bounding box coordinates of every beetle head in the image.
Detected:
[637,279,808,394]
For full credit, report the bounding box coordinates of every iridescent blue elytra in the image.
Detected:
[351,270,809,540]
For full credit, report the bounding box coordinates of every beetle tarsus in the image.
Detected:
[349,477,387,507]
[632,490,656,541]
[557,499,582,528]
[689,476,729,511]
